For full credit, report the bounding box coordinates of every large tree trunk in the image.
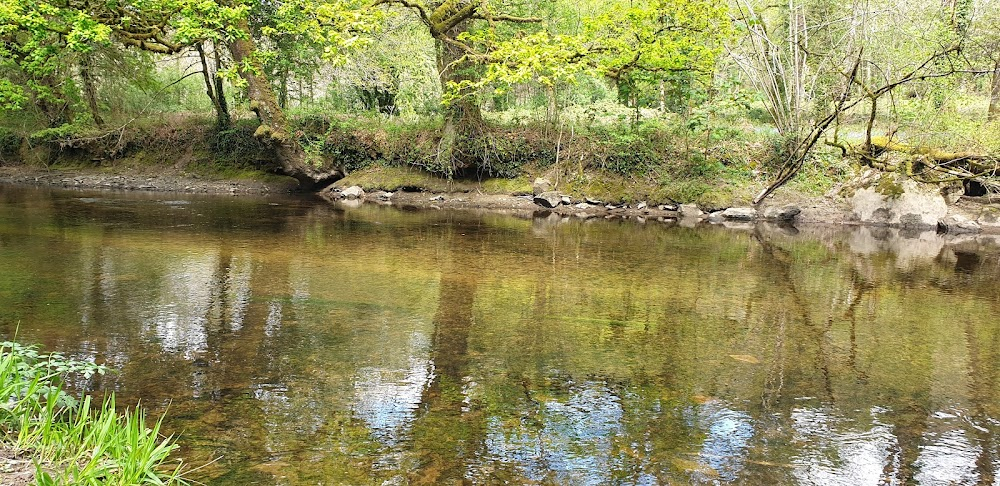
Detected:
[435,22,484,176]
[989,59,1000,122]
[79,54,104,127]
[227,20,341,189]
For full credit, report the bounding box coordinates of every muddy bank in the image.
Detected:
[0,166,298,196]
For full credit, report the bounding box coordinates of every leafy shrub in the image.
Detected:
[0,127,20,157]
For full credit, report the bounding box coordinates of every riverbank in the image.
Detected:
[0,163,854,222]
[3,163,998,235]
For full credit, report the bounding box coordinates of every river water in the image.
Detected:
[2,184,1000,485]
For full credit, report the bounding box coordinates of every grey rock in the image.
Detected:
[561,196,573,205]
[659,204,678,211]
[708,210,725,223]
[938,214,982,234]
[585,197,603,205]
[636,201,648,210]
[762,205,802,221]
[429,195,445,202]
[849,172,947,229]
[679,204,703,218]
[941,182,965,205]
[377,191,394,200]
[573,203,593,210]
[341,186,365,199]
[534,191,563,208]
[533,178,553,196]
[722,207,759,221]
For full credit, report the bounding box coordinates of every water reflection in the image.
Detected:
[4,185,1000,484]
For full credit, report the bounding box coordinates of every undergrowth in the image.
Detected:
[0,340,187,485]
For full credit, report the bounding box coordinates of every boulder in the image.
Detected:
[722,207,759,221]
[573,203,592,210]
[977,207,1000,233]
[849,173,947,228]
[938,214,981,234]
[679,204,703,218]
[560,195,573,205]
[341,186,365,199]
[636,201,648,210]
[533,178,553,196]
[534,191,563,208]
[762,205,802,221]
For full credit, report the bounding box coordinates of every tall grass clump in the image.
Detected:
[0,341,187,485]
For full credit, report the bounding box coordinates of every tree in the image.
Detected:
[1,0,377,188]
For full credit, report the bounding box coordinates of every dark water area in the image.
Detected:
[3,184,1000,485]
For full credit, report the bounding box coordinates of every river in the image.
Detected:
[2,184,999,485]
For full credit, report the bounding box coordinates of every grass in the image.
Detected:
[0,341,187,485]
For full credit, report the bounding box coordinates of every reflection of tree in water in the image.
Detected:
[407,224,485,484]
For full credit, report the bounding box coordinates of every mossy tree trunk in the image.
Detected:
[79,54,104,128]
[435,22,484,175]
[227,20,342,189]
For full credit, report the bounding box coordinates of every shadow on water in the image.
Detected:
[6,184,1000,484]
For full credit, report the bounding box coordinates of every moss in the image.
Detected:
[481,176,532,195]
[875,174,905,199]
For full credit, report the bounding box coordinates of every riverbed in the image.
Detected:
[2,184,999,485]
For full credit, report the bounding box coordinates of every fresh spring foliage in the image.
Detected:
[1,341,187,485]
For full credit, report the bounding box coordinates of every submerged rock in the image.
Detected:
[534,191,563,208]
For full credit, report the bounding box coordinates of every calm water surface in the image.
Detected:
[2,184,1000,485]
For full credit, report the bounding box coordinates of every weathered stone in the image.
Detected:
[534,191,563,208]
[679,204,703,218]
[636,201,648,210]
[762,205,802,221]
[573,202,592,210]
[659,204,678,211]
[722,207,759,221]
[561,196,573,205]
[377,191,394,200]
[429,195,444,202]
[849,173,947,228]
[341,186,365,199]
[938,214,982,234]
[585,197,604,205]
[941,182,965,205]
[707,210,725,223]
[532,178,552,196]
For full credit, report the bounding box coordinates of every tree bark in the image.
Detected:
[435,22,484,175]
[227,20,341,189]
[212,44,231,129]
[79,54,104,127]
[989,59,1000,122]
[196,42,230,129]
